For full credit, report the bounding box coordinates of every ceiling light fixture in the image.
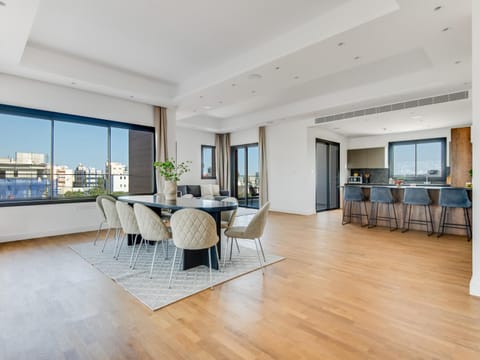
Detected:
[434,6,442,11]
[275,66,280,70]
[199,95,204,99]
[71,82,76,85]
[337,42,345,47]
[251,90,257,94]
[293,76,300,80]
[248,74,263,80]
[218,100,223,104]
[455,60,462,64]
[442,27,450,32]
[0,1,6,6]
[354,56,361,60]
[231,83,236,87]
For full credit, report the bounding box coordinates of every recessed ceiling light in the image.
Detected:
[0,1,6,6]
[203,105,212,110]
[337,42,345,47]
[199,95,204,99]
[293,76,300,80]
[193,109,197,112]
[248,73,263,80]
[218,100,223,104]
[275,66,280,70]
[251,90,256,94]
[231,83,236,87]
[130,95,134,99]
[71,81,76,85]
[354,56,361,60]
[442,27,450,32]
[434,6,442,11]
[455,60,462,64]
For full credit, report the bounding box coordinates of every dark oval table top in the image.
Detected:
[118,194,238,213]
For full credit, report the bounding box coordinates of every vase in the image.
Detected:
[164,180,177,201]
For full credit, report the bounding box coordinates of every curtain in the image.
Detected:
[154,106,168,192]
[259,126,269,205]
[215,133,230,191]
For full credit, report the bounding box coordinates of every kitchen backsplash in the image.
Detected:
[350,168,388,183]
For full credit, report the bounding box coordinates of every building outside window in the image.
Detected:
[0,104,154,204]
[201,145,216,179]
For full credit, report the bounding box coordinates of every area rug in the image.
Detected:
[70,239,284,311]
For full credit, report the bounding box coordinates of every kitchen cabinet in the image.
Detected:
[450,127,472,187]
[347,147,385,168]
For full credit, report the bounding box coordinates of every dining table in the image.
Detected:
[118,194,237,270]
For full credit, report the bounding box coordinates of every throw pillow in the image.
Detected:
[211,184,220,196]
[200,184,213,197]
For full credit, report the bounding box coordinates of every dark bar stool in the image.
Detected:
[437,188,472,240]
[402,188,434,235]
[342,186,369,226]
[368,187,398,231]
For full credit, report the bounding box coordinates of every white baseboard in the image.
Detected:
[0,225,98,243]
[470,276,480,297]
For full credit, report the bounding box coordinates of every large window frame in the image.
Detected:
[201,145,216,179]
[388,137,447,182]
[0,103,155,207]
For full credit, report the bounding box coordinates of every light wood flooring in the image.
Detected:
[1,210,480,359]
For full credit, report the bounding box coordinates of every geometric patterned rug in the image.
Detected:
[69,239,284,311]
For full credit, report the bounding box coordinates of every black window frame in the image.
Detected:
[388,137,447,182]
[0,103,155,207]
[201,145,216,179]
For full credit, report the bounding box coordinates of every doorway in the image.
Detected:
[316,139,340,212]
[231,143,259,209]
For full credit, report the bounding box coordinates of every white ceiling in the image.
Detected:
[0,0,473,136]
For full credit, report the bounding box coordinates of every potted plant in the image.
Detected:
[153,159,191,200]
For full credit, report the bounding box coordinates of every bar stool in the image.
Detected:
[342,186,369,226]
[368,187,398,231]
[402,188,434,235]
[437,188,472,240]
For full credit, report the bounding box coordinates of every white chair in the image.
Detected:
[224,202,270,273]
[133,203,172,278]
[101,197,123,257]
[94,195,116,246]
[221,197,239,258]
[169,209,219,288]
[115,201,141,266]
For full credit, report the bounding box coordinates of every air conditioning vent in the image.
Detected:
[315,91,468,124]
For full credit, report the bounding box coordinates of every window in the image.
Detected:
[0,104,155,205]
[201,145,216,179]
[389,138,446,181]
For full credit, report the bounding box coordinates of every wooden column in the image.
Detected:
[450,127,472,187]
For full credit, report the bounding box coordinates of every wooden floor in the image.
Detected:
[1,210,480,359]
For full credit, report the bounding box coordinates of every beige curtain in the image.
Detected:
[215,133,231,191]
[154,106,168,192]
[259,126,269,205]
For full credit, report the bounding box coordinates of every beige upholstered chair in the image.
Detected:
[169,209,219,288]
[224,202,270,272]
[94,195,116,246]
[133,203,172,278]
[101,197,123,257]
[221,197,239,255]
[115,201,141,266]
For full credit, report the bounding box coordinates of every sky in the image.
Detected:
[1,114,128,170]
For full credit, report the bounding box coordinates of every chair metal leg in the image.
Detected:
[234,239,241,253]
[401,204,408,232]
[208,248,213,287]
[214,244,221,272]
[437,207,446,237]
[129,234,139,267]
[392,203,399,230]
[149,242,159,278]
[168,247,178,288]
[223,236,229,267]
[112,229,121,257]
[132,238,146,269]
[368,202,376,228]
[342,200,348,225]
[362,201,369,227]
[254,238,264,274]
[427,205,434,236]
[115,232,126,259]
[101,228,111,252]
[94,222,104,246]
[229,237,234,261]
[257,237,267,262]
[464,208,472,241]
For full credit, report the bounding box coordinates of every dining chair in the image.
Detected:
[115,201,141,266]
[94,195,116,246]
[224,202,270,273]
[133,203,172,278]
[221,197,239,256]
[101,197,123,257]
[169,209,219,288]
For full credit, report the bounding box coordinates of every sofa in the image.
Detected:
[177,184,230,201]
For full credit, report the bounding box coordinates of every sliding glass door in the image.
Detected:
[231,143,259,209]
[316,139,340,212]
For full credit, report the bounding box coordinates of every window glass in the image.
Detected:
[201,145,216,179]
[0,114,51,201]
[392,144,415,177]
[417,142,442,176]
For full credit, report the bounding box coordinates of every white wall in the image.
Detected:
[230,127,258,146]
[0,74,158,242]
[176,127,216,185]
[347,127,452,167]
[470,0,480,297]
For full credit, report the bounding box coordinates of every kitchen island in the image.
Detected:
[341,184,472,236]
